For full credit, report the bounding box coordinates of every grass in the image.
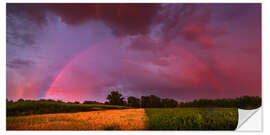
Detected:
[144,108,238,130]
[7,101,131,116]
[7,109,147,130]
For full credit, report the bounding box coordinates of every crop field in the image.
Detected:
[7,109,147,130]
[145,108,238,130]
[7,101,130,116]
[7,107,238,130]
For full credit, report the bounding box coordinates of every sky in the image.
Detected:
[6,3,261,102]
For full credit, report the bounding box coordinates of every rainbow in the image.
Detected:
[45,37,224,100]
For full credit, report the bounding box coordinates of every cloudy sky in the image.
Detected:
[7,3,261,102]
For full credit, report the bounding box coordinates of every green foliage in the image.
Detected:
[6,99,131,117]
[74,101,80,104]
[161,98,178,108]
[141,95,162,108]
[141,96,178,108]
[83,101,103,104]
[106,91,125,106]
[18,99,24,102]
[145,108,238,130]
[179,96,261,109]
[127,96,140,108]
[7,94,261,118]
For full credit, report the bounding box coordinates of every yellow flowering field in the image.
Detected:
[7,109,147,130]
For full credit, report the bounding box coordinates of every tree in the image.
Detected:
[141,95,162,108]
[83,101,102,104]
[162,98,178,108]
[18,99,24,102]
[57,100,64,103]
[106,91,125,106]
[177,96,261,109]
[7,99,13,103]
[127,96,140,108]
[74,101,80,104]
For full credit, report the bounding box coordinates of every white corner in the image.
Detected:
[236,107,262,131]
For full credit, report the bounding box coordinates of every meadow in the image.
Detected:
[7,100,130,116]
[8,94,251,130]
[145,108,238,130]
[7,107,238,130]
[7,109,147,130]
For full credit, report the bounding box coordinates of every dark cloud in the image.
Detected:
[7,3,161,36]
[181,23,227,47]
[7,59,34,69]
[6,10,40,70]
[153,4,228,47]
[6,4,261,101]
[210,4,261,21]
[153,4,196,40]
[7,7,39,48]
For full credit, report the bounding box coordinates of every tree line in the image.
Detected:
[104,91,261,109]
[7,91,261,109]
[104,91,178,108]
[178,96,261,109]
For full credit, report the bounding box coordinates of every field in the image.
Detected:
[145,108,238,130]
[7,107,238,130]
[7,109,147,130]
[7,101,130,116]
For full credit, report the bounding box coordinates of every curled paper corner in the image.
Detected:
[236,107,262,131]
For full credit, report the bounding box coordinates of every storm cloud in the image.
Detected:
[7,3,261,102]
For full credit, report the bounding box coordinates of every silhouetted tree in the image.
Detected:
[74,101,80,104]
[236,96,261,109]
[83,101,102,104]
[162,98,178,108]
[18,99,24,102]
[141,95,162,108]
[127,96,140,108]
[57,100,64,103]
[47,99,55,102]
[106,91,125,105]
[178,96,261,109]
[7,99,13,103]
